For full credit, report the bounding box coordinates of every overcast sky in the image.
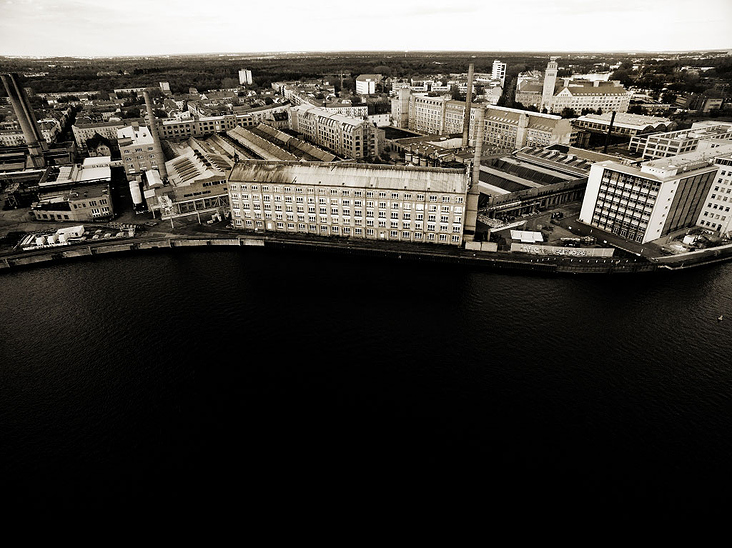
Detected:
[1,0,730,57]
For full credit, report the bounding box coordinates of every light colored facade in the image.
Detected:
[401,90,573,152]
[579,145,732,243]
[239,69,253,86]
[697,155,732,236]
[574,112,672,140]
[289,104,382,160]
[629,123,732,160]
[72,119,127,150]
[541,57,559,112]
[539,57,630,114]
[227,161,468,246]
[549,80,631,114]
[0,120,60,147]
[356,74,381,95]
[492,60,507,86]
[118,124,165,178]
[31,183,113,222]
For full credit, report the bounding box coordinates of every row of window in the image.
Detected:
[229,183,463,203]
[233,219,461,242]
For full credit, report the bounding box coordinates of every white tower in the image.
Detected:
[541,57,559,113]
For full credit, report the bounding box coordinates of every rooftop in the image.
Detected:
[229,161,468,194]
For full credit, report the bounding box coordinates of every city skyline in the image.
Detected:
[1,0,731,58]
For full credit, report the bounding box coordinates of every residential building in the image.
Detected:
[227,161,469,246]
[492,60,507,86]
[356,74,382,95]
[579,145,732,243]
[239,69,253,86]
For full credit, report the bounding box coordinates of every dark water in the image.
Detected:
[2,248,732,517]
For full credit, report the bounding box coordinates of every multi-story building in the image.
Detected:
[0,120,62,147]
[697,155,732,236]
[579,145,732,243]
[399,90,574,152]
[118,123,165,178]
[227,161,469,246]
[239,69,253,86]
[289,104,383,160]
[539,57,631,114]
[356,74,382,95]
[72,119,130,151]
[31,183,113,222]
[574,112,673,140]
[629,122,732,160]
[492,60,507,86]
[157,103,291,140]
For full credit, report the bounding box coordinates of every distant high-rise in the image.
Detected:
[541,57,559,113]
[1,72,47,168]
[492,60,507,86]
[239,69,253,86]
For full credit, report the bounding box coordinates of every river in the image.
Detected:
[1,247,731,517]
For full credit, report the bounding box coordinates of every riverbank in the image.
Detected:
[0,230,675,275]
[2,207,731,275]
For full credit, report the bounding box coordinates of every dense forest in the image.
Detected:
[2,51,731,99]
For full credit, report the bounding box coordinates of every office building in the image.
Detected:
[579,145,732,243]
[697,155,732,236]
[227,161,469,246]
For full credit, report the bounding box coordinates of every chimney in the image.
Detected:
[464,106,484,238]
[462,63,474,148]
[1,73,46,168]
[143,89,167,180]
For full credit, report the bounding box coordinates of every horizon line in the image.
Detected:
[2,48,732,60]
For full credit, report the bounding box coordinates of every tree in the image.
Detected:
[560,107,577,118]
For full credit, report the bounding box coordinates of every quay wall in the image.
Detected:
[0,233,705,275]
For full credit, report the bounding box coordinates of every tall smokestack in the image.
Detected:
[143,89,167,180]
[464,106,484,238]
[462,63,474,148]
[1,73,46,168]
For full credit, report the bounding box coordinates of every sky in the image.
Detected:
[1,0,731,57]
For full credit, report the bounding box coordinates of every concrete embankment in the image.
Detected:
[0,233,715,275]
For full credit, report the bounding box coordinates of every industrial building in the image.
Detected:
[628,122,732,160]
[227,161,470,246]
[393,89,574,152]
[289,104,383,160]
[31,182,113,222]
[477,145,604,219]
